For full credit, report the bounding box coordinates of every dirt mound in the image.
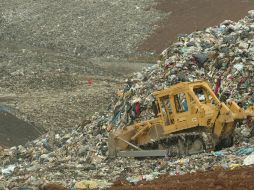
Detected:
[139,0,254,53]
[0,110,43,147]
[110,166,254,190]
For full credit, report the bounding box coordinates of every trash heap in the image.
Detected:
[1,10,254,190]
[0,113,113,189]
[110,10,254,128]
[2,123,254,189]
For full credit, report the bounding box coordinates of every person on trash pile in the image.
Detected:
[126,97,141,123]
[214,76,222,97]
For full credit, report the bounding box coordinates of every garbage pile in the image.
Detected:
[110,10,254,128]
[1,10,254,189]
[0,114,113,189]
[1,124,254,189]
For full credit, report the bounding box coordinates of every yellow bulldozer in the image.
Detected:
[109,80,254,157]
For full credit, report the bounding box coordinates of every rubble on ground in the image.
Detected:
[1,124,254,189]
[0,0,163,58]
[1,10,254,190]
[0,0,162,131]
[0,45,147,130]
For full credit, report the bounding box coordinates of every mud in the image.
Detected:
[109,166,254,190]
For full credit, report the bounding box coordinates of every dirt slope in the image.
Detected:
[139,0,254,53]
[109,166,254,190]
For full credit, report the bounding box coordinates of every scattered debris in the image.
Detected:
[1,7,254,190]
[243,153,254,166]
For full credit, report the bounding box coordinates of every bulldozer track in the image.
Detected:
[140,130,215,157]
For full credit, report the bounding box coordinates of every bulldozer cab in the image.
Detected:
[154,81,220,134]
[155,90,191,133]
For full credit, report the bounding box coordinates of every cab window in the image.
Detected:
[160,96,172,114]
[174,93,188,113]
[193,87,216,105]
[159,95,174,125]
[194,88,206,103]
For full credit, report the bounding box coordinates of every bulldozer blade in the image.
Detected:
[117,150,168,157]
[116,148,205,157]
[118,149,207,157]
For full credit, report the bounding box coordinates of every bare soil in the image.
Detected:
[109,166,254,190]
[138,0,254,53]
